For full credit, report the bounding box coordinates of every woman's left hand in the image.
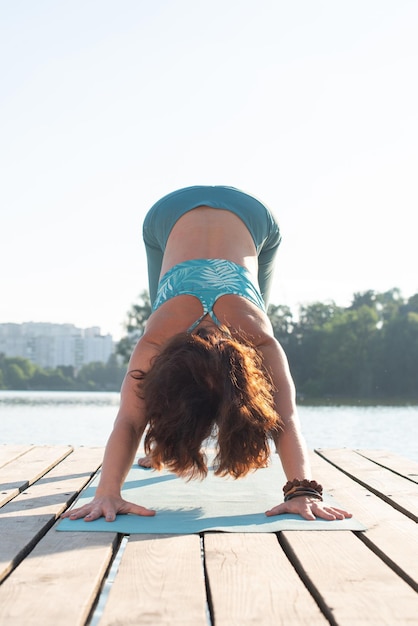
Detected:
[265,496,352,521]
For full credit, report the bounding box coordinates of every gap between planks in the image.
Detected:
[0,447,104,584]
[310,449,418,592]
[0,445,74,507]
[314,447,418,522]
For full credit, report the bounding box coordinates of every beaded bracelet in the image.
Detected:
[283,479,323,502]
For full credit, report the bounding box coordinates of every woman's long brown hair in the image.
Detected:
[133,328,282,479]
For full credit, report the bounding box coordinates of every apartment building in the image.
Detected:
[0,322,114,369]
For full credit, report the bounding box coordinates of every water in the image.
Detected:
[0,391,119,447]
[1,391,417,462]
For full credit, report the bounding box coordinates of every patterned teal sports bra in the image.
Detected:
[152,258,266,331]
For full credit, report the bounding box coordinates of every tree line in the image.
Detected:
[269,288,418,401]
[0,354,126,392]
[1,288,417,401]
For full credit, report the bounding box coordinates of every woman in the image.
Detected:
[63,186,351,522]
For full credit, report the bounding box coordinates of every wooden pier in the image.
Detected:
[0,444,417,625]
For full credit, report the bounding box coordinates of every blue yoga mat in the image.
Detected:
[57,453,365,533]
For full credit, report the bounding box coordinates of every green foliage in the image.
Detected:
[116,290,151,365]
[0,356,37,390]
[0,353,126,392]
[269,289,418,401]
[267,304,293,346]
[375,311,418,396]
[76,354,126,390]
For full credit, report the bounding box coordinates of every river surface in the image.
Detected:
[1,391,417,462]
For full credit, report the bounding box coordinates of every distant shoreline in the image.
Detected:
[1,388,417,407]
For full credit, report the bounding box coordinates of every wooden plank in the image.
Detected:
[309,451,418,590]
[0,445,34,469]
[204,533,328,625]
[315,448,418,521]
[0,447,104,583]
[100,534,208,626]
[281,531,418,625]
[0,445,73,507]
[0,526,118,626]
[355,449,418,483]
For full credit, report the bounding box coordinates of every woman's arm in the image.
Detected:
[254,330,351,521]
[62,335,160,522]
[255,334,311,476]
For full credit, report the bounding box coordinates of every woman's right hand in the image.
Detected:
[61,494,156,522]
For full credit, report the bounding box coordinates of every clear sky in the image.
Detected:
[1,0,417,339]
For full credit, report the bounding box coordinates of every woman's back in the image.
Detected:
[161,206,259,278]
